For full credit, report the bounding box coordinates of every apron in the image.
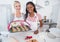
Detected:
[13,13,24,21]
[26,13,39,31]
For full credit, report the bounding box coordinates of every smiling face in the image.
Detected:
[26,4,34,14]
[14,2,21,10]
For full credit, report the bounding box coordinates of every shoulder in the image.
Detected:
[12,13,15,16]
[36,13,42,20]
[11,13,15,17]
[36,13,41,17]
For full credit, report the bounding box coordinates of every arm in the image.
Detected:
[37,13,43,28]
[34,20,43,34]
[34,14,43,34]
[39,20,43,28]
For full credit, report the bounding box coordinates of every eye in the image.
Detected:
[16,6,18,7]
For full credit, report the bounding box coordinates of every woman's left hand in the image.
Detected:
[34,30,39,34]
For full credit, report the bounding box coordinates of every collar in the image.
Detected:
[28,13,37,17]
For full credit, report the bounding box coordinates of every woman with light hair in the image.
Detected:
[10,1,24,32]
[13,1,24,21]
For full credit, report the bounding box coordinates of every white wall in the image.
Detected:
[34,0,60,19]
[0,5,12,31]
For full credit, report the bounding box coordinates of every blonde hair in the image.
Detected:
[14,1,20,3]
[14,1,20,7]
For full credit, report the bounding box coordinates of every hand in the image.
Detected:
[34,30,39,34]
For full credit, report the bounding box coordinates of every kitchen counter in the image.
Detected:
[0,31,60,42]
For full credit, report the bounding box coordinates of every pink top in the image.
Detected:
[27,13,42,22]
